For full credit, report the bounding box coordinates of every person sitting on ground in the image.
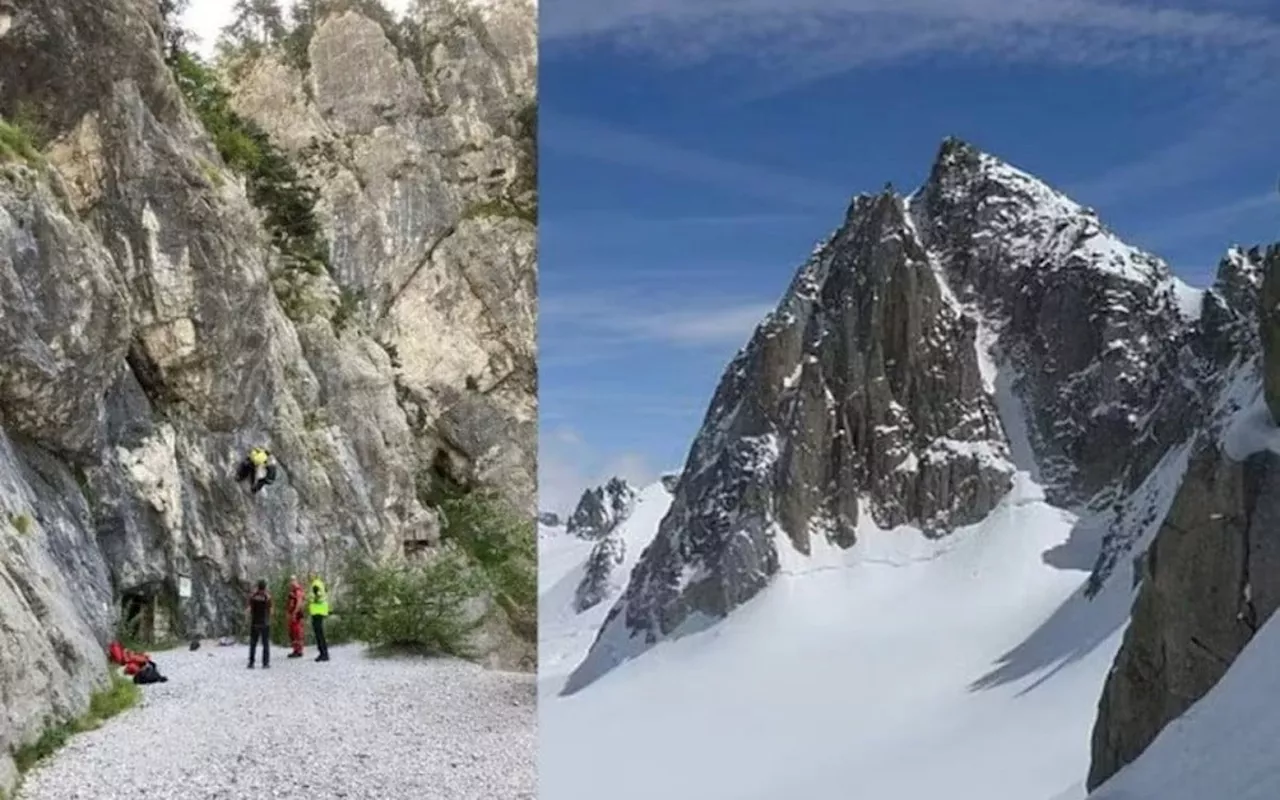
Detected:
[235,447,279,494]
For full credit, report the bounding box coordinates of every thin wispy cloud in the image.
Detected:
[1135,191,1279,251]
[546,210,813,233]
[543,112,847,210]
[543,293,775,348]
[624,304,775,346]
[1065,72,1279,207]
[544,1,1280,220]
[538,425,662,514]
[542,0,1280,80]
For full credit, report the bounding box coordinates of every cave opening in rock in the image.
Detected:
[119,583,176,645]
[120,589,153,644]
[403,539,431,560]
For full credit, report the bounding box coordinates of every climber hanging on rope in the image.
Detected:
[235,446,279,494]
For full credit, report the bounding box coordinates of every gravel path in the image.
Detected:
[17,643,535,800]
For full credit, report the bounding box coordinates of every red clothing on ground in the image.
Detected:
[110,640,152,676]
[286,582,306,655]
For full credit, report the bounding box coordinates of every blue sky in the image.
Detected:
[538,0,1280,512]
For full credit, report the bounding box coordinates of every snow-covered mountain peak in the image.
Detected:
[917,137,1174,289]
[565,476,639,539]
[561,139,1262,697]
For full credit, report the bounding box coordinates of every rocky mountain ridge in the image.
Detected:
[562,137,1261,722]
[0,0,534,789]
[565,476,637,540]
[1088,244,1280,788]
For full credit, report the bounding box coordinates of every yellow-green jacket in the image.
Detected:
[308,577,328,616]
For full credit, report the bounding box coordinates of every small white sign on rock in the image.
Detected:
[178,575,192,599]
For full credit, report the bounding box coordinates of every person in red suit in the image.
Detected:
[285,574,306,658]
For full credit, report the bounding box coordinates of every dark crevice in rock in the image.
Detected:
[378,222,457,321]
[124,341,172,412]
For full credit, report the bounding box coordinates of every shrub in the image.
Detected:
[439,490,536,641]
[0,118,41,166]
[340,547,487,656]
[169,50,331,281]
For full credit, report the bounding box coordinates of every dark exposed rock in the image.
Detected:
[1087,439,1280,788]
[911,138,1200,508]
[574,535,626,612]
[564,138,1256,697]
[566,477,636,539]
[1087,243,1279,786]
[1261,246,1280,424]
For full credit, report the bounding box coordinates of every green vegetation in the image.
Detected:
[263,569,354,648]
[9,513,32,535]
[0,117,42,166]
[341,546,486,656]
[439,490,536,641]
[169,50,330,281]
[461,101,537,226]
[463,197,534,224]
[331,286,366,334]
[196,157,226,188]
[10,674,140,777]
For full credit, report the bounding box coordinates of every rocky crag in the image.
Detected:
[563,138,1262,700]
[566,477,638,612]
[565,477,636,540]
[1087,245,1279,788]
[0,0,534,789]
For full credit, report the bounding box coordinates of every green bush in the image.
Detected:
[340,547,487,656]
[11,674,139,775]
[439,490,536,641]
[0,118,41,166]
[169,50,330,280]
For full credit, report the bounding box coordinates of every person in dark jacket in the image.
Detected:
[246,579,273,669]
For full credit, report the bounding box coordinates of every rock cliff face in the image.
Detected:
[563,139,1256,696]
[1087,245,1279,788]
[228,2,537,513]
[0,0,534,787]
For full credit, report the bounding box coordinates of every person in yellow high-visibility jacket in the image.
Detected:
[307,572,330,662]
[235,447,278,494]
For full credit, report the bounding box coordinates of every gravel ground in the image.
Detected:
[17,643,535,800]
